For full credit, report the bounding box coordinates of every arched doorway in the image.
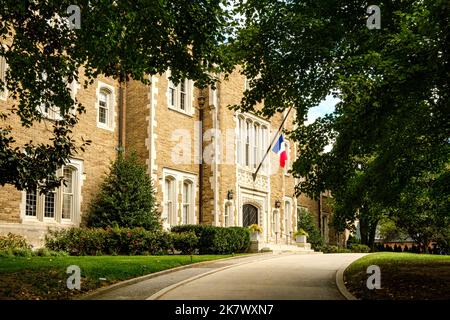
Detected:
[242,204,258,227]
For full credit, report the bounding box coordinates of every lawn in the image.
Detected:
[344,252,450,300]
[0,254,237,300]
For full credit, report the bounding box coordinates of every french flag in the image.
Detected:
[272,134,287,168]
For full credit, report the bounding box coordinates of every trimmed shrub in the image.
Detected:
[350,244,371,253]
[316,245,352,253]
[45,228,107,256]
[45,227,173,256]
[0,233,32,251]
[171,232,198,255]
[171,225,251,254]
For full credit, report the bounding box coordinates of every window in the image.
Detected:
[163,177,176,225]
[0,55,7,100]
[273,210,280,235]
[98,90,108,124]
[244,77,250,91]
[245,120,251,167]
[253,123,259,169]
[25,189,37,217]
[38,71,61,120]
[62,167,75,220]
[224,203,231,227]
[261,126,268,173]
[97,82,115,130]
[98,88,113,128]
[162,169,197,227]
[237,117,244,165]
[284,201,291,234]
[167,73,192,115]
[44,191,56,219]
[237,114,269,173]
[23,161,82,224]
[182,180,193,224]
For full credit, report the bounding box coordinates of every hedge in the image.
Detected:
[317,244,371,253]
[45,227,173,256]
[170,225,251,254]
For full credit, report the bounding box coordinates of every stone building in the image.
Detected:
[0,54,338,248]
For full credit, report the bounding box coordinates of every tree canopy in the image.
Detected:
[231,0,449,238]
[0,0,234,192]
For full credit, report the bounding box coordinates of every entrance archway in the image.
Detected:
[242,204,258,227]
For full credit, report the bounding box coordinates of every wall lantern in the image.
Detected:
[227,190,234,200]
[275,200,281,208]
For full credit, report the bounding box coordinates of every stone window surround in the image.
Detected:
[161,168,197,228]
[37,73,80,121]
[283,196,293,236]
[223,200,235,227]
[96,81,116,131]
[20,158,83,226]
[166,70,194,117]
[236,112,269,174]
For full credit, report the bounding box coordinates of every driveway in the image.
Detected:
[152,253,364,300]
[86,252,364,300]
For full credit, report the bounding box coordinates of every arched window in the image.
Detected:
[62,166,76,220]
[97,82,115,130]
[237,116,244,165]
[182,180,193,224]
[245,120,252,167]
[98,89,110,125]
[272,210,280,235]
[224,203,232,227]
[261,126,268,173]
[253,123,259,169]
[164,177,176,225]
[23,162,81,223]
[284,201,292,234]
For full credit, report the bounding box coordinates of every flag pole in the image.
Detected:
[252,106,294,181]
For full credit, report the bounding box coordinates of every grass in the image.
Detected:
[0,254,239,300]
[344,252,450,300]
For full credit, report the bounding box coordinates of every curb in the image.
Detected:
[335,254,368,300]
[80,253,272,300]
[146,253,290,300]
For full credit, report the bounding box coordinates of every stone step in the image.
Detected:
[259,243,319,254]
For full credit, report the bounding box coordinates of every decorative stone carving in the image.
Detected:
[238,168,269,191]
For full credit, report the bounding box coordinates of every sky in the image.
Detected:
[305,94,339,125]
[305,94,340,153]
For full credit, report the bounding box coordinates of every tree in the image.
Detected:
[0,0,234,192]
[231,0,449,229]
[297,208,323,249]
[86,152,160,231]
[392,171,450,253]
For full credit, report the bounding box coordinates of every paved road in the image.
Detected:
[153,253,364,300]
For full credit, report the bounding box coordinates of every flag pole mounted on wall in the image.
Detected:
[252,105,294,181]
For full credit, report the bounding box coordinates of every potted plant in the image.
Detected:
[248,224,263,241]
[294,228,309,244]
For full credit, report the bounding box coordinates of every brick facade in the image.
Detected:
[0,66,337,247]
